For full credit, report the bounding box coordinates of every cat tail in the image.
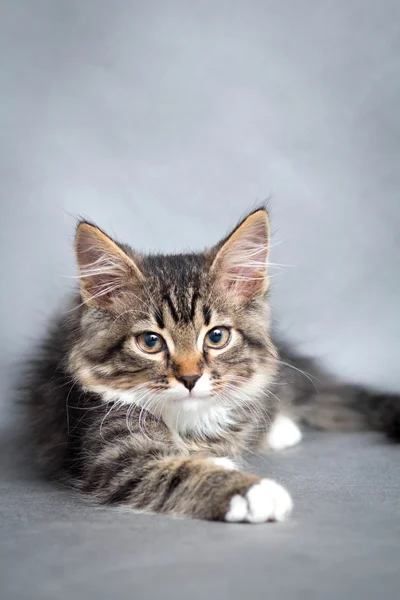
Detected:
[291,386,400,441]
[364,393,400,441]
[274,346,400,441]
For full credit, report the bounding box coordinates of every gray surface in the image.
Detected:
[1,431,399,600]
[1,3,400,600]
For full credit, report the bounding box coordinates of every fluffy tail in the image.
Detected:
[274,345,400,441]
[295,387,400,441]
[363,393,400,441]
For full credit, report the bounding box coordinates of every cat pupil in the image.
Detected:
[144,333,158,347]
[208,329,222,343]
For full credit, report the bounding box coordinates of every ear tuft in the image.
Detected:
[74,222,143,308]
[211,209,270,301]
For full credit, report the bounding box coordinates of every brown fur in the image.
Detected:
[25,207,400,523]
[26,209,281,521]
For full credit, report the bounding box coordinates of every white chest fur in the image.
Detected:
[161,399,234,439]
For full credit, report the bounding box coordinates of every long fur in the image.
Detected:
[24,209,400,523]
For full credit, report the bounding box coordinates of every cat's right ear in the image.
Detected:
[210,208,270,303]
[74,222,144,308]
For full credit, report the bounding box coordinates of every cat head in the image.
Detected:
[69,208,278,422]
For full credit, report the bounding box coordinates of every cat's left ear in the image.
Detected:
[210,208,270,301]
[74,221,144,308]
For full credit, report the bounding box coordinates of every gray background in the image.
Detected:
[1,0,400,411]
[1,2,400,599]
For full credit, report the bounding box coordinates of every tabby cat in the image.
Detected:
[26,208,399,523]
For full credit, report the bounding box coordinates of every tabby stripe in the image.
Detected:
[90,336,127,363]
[237,329,266,351]
[156,462,191,510]
[163,293,179,323]
[106,473,145,504]
[87,448,141,490]
[190,290,200,320]
[154,308,165,329]
[91,422,137,442]
[203,346,210,366]
[107,366,148,378]
[202,305,212,326]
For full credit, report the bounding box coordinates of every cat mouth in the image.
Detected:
[167,388,212,402]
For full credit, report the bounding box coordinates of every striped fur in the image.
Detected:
[26,209,290,522]
[25,208,399,523]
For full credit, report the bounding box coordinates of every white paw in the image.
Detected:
[267,415,302,450]
[225,479,293,523]
[210,457,237,470]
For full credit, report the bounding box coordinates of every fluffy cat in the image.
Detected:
[26,208,399,523]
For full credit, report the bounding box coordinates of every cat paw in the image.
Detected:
[210,457,237,470]
[225,479,293,523]
[267,415,302,450]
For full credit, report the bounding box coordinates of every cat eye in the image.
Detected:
[136,332,166,354]
[205,326,231,349]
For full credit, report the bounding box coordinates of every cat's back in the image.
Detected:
[25,305,81,476]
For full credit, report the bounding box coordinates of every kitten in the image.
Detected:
[26,208,399,523]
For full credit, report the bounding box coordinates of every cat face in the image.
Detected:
[69,209,278,416]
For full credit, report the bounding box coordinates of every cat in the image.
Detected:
[25,207,400,523]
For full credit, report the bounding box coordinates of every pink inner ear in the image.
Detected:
[225,242,268,296]
[78,248,124,303]
[75,225,137,305]
[217,215,269,299]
